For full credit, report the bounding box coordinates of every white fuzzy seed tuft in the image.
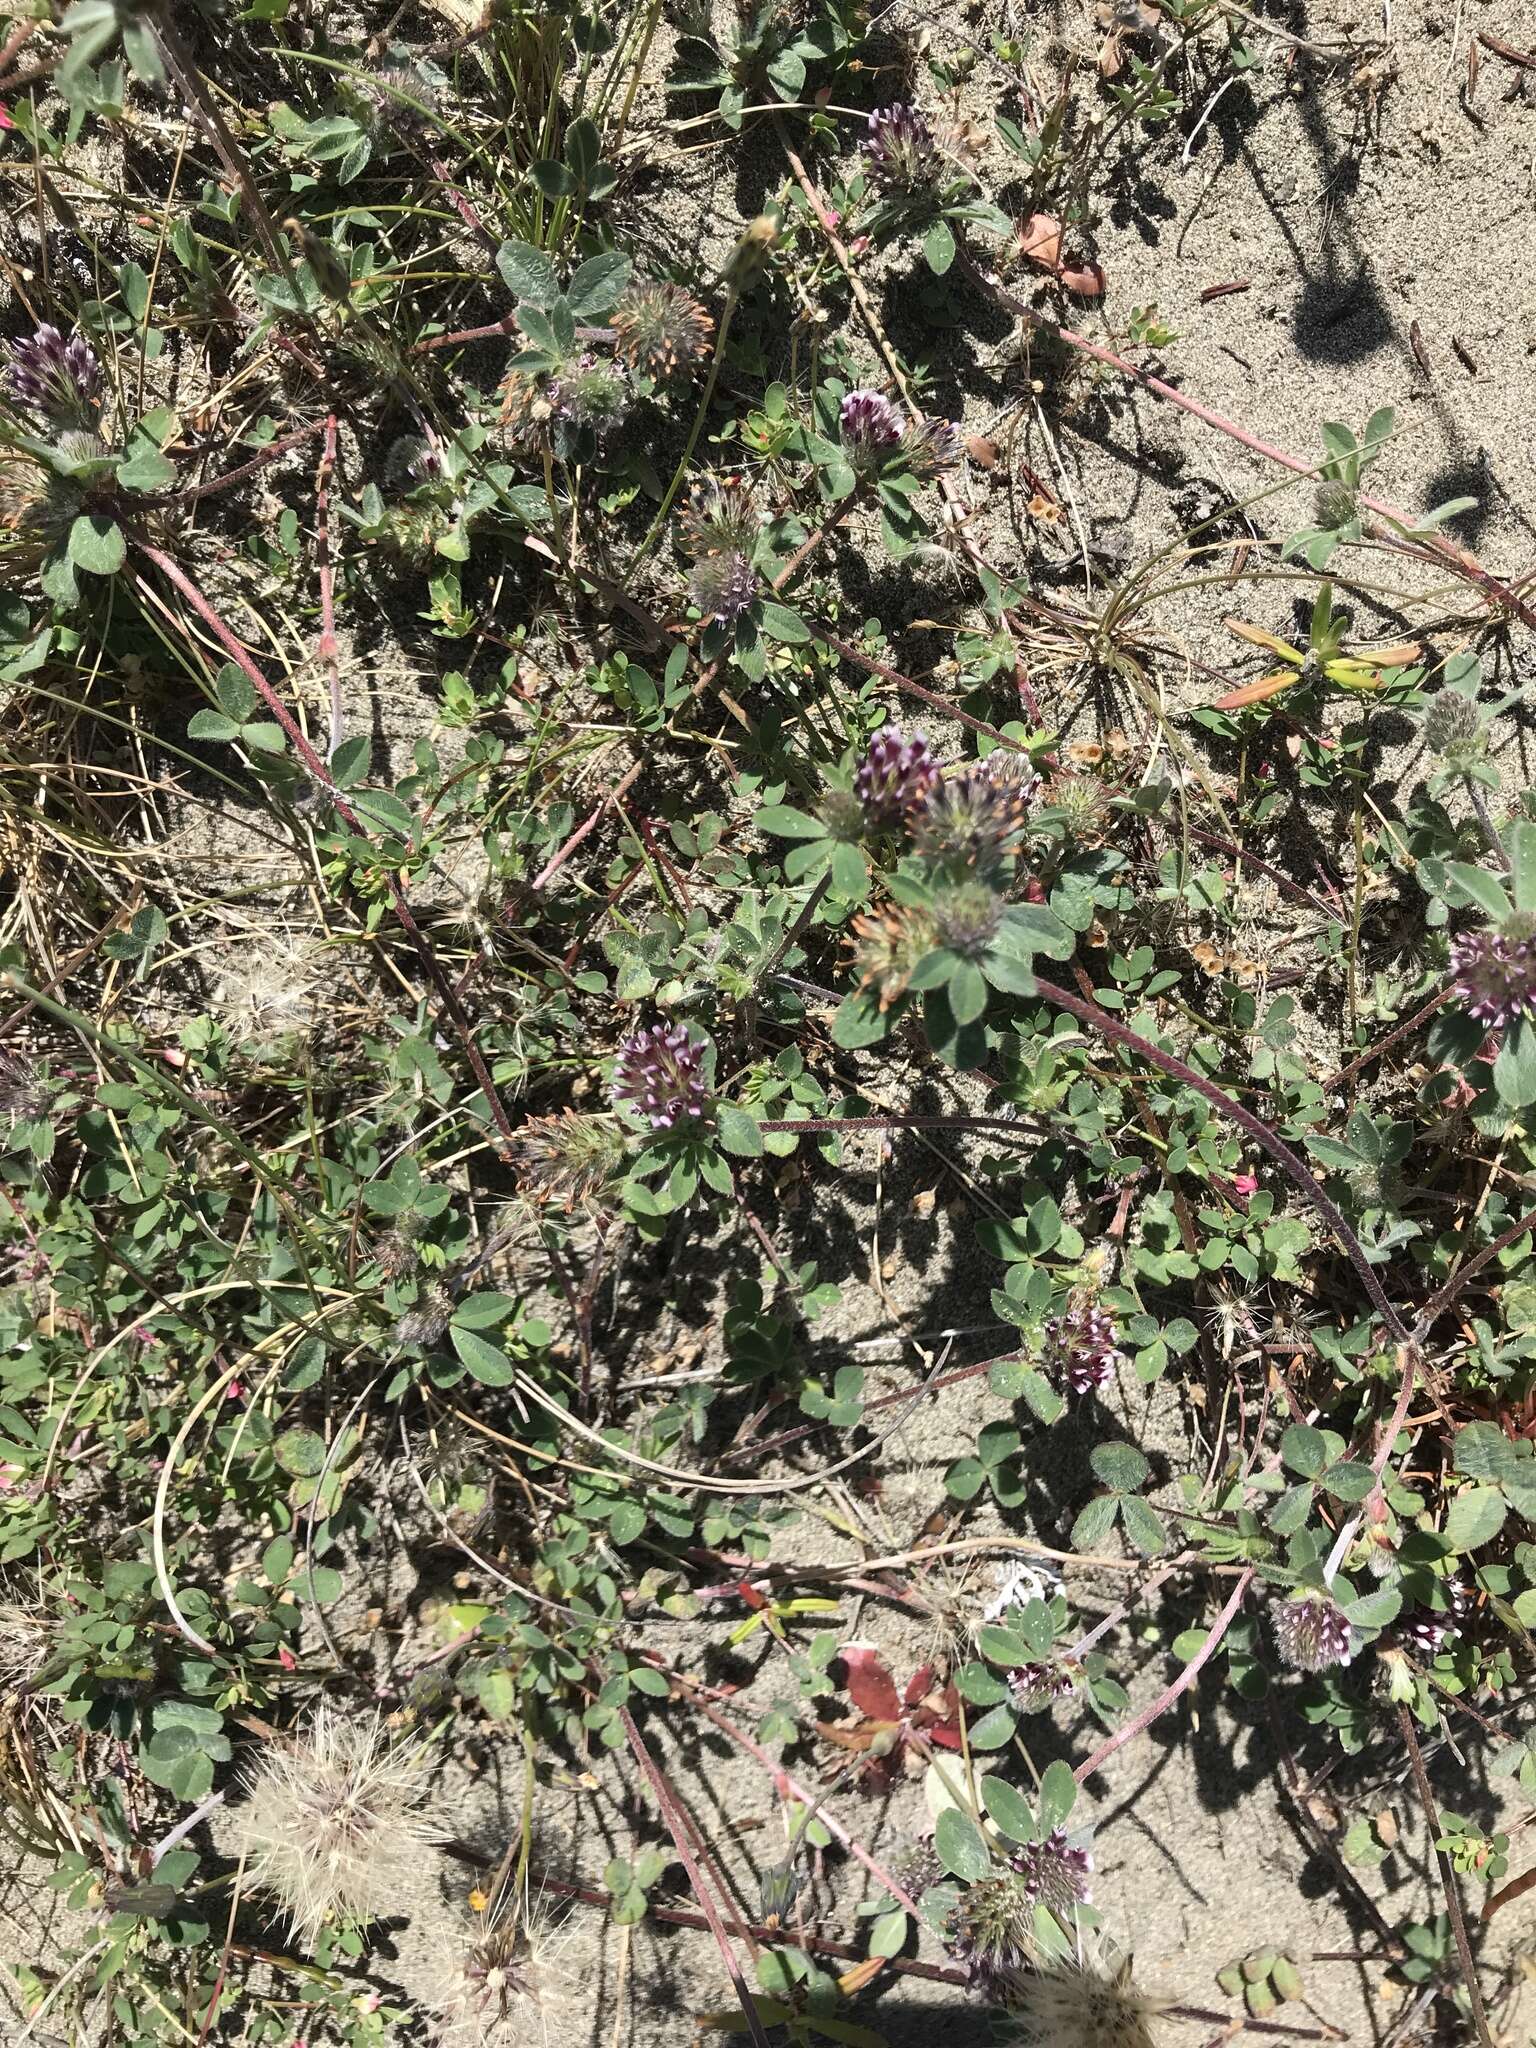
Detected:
[231,1705,438,1950]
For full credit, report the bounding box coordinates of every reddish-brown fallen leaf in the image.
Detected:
[1018,213,1063,272]
[1058,259,1107,299]
[839,1644,901,1722]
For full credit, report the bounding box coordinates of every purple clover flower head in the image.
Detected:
[1041,1299,1125,1396]
[1009,1829,1093,1913]
[839,388,904,467]
[1006,1659,1079,1712]
[613,1021,709,1130]
[1271,1589,1355,1673]
[8,325,102,424]
[688,547,757,624]
[855,726,942,827]
[902,413,962,478]
[1451,919,1536,1030]
[862,104,942,192]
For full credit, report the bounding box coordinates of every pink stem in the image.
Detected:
[1074,1568,1254,1783]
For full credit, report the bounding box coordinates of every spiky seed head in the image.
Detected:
[230,1705,439,1951]
[1314,480,1358,531]
[912,763,1033,880]
[902,413,963,478]
[213,934,325,1047]
[1005,1944,1169,2048]
[1009,1829,1093,1913]
[1041,1298,1125,1396]
[944,1872,1037,1993]
[613,1021,709,1130]
[1452,918,1536,1030]
[426,1893,571,2048]
[688,547,758,623]
[1040,771,1113,845]
[1006,1658,1081,1711]
[7,325,102,424]
[612,279,715,385]
[854,726,942,827]
[1270,1589,1355,1672]
[931,880,1004,961]
[850,902,937,1010]
[506,1110,627,1214]
[1421,689,1481,760]
[676,476,760,558]
[862,104,943,192]
[839,388,904,467]
[395,1284,454,1349]
[0,1050,56,1132]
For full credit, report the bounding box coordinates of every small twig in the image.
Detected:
[1396,1703,1496,2048]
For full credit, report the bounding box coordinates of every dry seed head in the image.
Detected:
[213,932,326,1045]
[426,1898,570,2048]
[1005,1943,1169,2048]
[230,1704,439,1950]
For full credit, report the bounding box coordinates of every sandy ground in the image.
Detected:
[5,0,1536,2044]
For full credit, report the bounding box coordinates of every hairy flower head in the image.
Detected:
[851,902,937,1010]
[912,761,1034,879]
[230,1705,439,1950]
[854,726,942,828]
[840,388,904,467]
[1451,919,1536,1030]
[613,1021,709,1130]
[862,104,943,192]
[613,279,714,385]
[1041,1298,1125,1396]
[688,547,758,623]
[1270,1588,1354,1672]
[676,475,760,559]
[1009,1830,1093,1913]
[7,325,102,425]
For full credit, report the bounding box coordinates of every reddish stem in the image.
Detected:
[1074,1569,1254,1783]
[314,415,342,758]
[619,1709,773,2048]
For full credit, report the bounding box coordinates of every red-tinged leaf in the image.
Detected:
[840,1645,902,1722]
[736,1580,768,1610]
[1213,669,1299,710]
[927,1722,966,1751]
[1364,640,1422,666]
[903,1662,937,1709]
